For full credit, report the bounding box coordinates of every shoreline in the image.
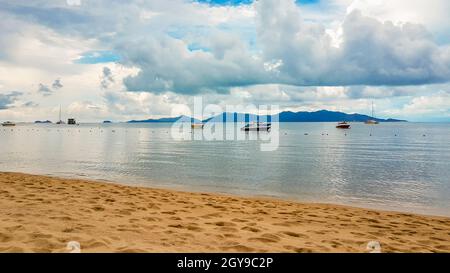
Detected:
[1,172,449,253]
[7,170,449,218]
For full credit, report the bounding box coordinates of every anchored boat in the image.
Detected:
[191,123,204,129]
[365,101,379,125]
[336,122,351,129]
[56,105,65,124]
[1,121,16,127]
[241,122,271,132]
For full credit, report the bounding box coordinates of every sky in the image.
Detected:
[0,0,450,122]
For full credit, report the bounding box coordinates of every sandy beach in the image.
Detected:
[0,172,449,253]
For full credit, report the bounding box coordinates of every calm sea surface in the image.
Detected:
[1,122,449,216]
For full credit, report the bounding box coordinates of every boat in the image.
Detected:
[336,122,351,129]
[56,105,65,124]
[68,118,77,125]
[241,122,271,132]
[191,123,204,129]
[2,121,16,127]
[365,101,379,125]
[365,119,379,125]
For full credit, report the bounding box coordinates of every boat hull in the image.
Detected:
[365,120,379,125]
[2,122,16,126]
[191,124,204,129]
[241,126,271,132]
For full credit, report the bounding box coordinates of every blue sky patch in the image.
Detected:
[75,51,121,64]
[296,0,320,4]
[194,0,252,6]
[188,43,211,52]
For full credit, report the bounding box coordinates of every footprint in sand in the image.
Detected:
[241,226,261,233]
[281,231,309,239]
[0,233,13,243]
[220,244,255,252]
[248,233,281,243]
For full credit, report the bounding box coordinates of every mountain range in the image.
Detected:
[128,110,406,123]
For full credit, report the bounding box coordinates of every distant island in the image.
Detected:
[128,110,406,123]
[128,115,202,123]
[34,120,52,124]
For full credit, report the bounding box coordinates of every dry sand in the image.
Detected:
[0,172,449,253]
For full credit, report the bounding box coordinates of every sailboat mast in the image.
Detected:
[59,105,62,121]
[372,101,374,118]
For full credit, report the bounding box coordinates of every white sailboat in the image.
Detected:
[365,101,379,125]
[56,105,65,124]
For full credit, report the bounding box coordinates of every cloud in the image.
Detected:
[119,34,269,94]
[3,0,450,95]
[37,79,63,96]
[103,90,189,117]
[0,91,22,109]
[100,67,114,89]
[23,101,39,107]
[256,1,450,87]
[346,0,450,44]
[1,0,450,122]
[112,0,450,94]
[52,78,63,89]
[37,83,53,96]
[383,92,450,121]
[403,93,450,115]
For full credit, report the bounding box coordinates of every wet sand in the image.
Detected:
[0,172,449,253]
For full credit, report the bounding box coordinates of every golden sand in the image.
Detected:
[0,172,449,253]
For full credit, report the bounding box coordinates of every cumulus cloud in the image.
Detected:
[3,0,450,95]
[383,92,450,121]
[52,78,63,89]
[37,83,53,96]
[0,91,22,109]
[119,35,269,94]
[112,0,450,94]
[22,101,39,108]
[256,0,450,87]
[100,67,114,89]
[346,0,450,43]
[1,0,450,121]
[402,93,450,115]
[38,79,63,96]
[103,90,189,117]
